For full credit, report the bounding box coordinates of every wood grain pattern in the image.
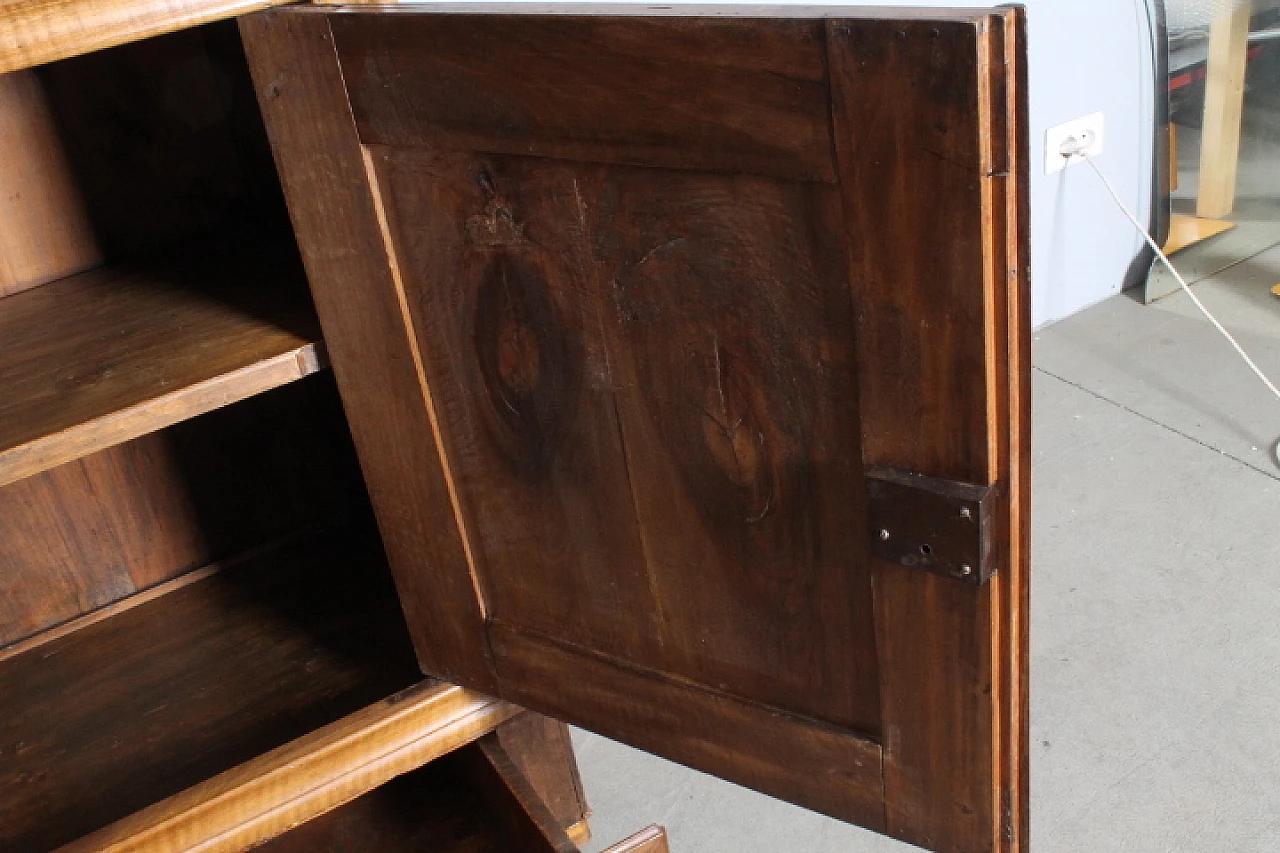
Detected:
[0,69,100,297]
[333,14,834,183]
[0,375,369,652]
[246,713,593,853]
[602,826,669,853]
[0,235,323,487]
[1197,0,1252,219]
[244,11,1029,852]
[252,749,521,853]
[489,619,885,831]
[0,529,422,853]
[365,122,878,736]
[465,732,580,853]
[1003,12,1032,850]
[494,713,591,838]
[829,12,1029,852]
[0,0,289,73]
[63,681,520,853]
[240,10,497,693]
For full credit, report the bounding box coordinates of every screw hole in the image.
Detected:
[919,544,933,556]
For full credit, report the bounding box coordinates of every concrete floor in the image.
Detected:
[572,279,1280,851]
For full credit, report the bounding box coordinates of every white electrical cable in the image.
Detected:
[1080,154,1280,441]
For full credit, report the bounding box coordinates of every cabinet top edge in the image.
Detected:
[299,3,1013,23]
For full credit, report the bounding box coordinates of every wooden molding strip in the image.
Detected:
[59,681,521,853]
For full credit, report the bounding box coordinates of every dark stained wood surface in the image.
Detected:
[0,529,422,853]
[367,146,879,732]
[464,732,580,853]
[333,15,834,183]
[828,12,1029,852]
[489,619,885,829]
[0,234,323,487]
[35,23,290,262]
[494,713,590,837]
[0,375,369,652]
[240,10,497,693]
[243,11,1030,852]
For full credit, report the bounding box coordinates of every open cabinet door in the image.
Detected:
[240,8,1029,852]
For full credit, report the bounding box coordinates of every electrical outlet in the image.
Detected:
[1044,112,1106,174]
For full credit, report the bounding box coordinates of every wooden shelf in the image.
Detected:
[0,236,325,487]
[254,748,547,853]
[66,681,520,853]
[255,751,664,853]
[0,0,291,73]
[0,529,443,853]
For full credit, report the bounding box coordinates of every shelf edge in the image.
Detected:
[0,0,294,74]
[0,340,327,489]
[60,679,520,853]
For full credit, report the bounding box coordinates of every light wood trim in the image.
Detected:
[1163,213,1235,255]
[0,0,293,73]
[1198,0,1252,219]
[60,680,521,853]
[566,820,592,847]
[602,826,670,853]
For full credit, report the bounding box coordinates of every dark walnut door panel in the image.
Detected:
[241,10,1029,853]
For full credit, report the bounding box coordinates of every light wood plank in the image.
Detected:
[0,0,291,73]
[1198,1,1252,219]
[0,237,323,487]
[602,827,669,853]
[63,681,519,853]
[1164,213,1236,255]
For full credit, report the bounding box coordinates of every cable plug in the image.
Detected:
[1058,130,1096,160]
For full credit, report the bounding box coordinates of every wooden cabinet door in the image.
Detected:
[240,9,1029,853]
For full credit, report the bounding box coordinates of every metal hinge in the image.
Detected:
[866,466,996,585]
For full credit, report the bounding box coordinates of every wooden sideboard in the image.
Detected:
[0,4,1029,852]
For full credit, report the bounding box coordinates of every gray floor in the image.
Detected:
[573,277,1280,851]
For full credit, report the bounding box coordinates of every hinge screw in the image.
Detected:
[879,528,891,541]
[958,564,973,577]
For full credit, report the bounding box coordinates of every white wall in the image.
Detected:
[825,0,1159,327]
[434,1,1160,327]
[1023,0,1157,326]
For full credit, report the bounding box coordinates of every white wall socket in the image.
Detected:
[1044,112,1106,175]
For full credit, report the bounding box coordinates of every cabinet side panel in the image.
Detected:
[239,10,496,691]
